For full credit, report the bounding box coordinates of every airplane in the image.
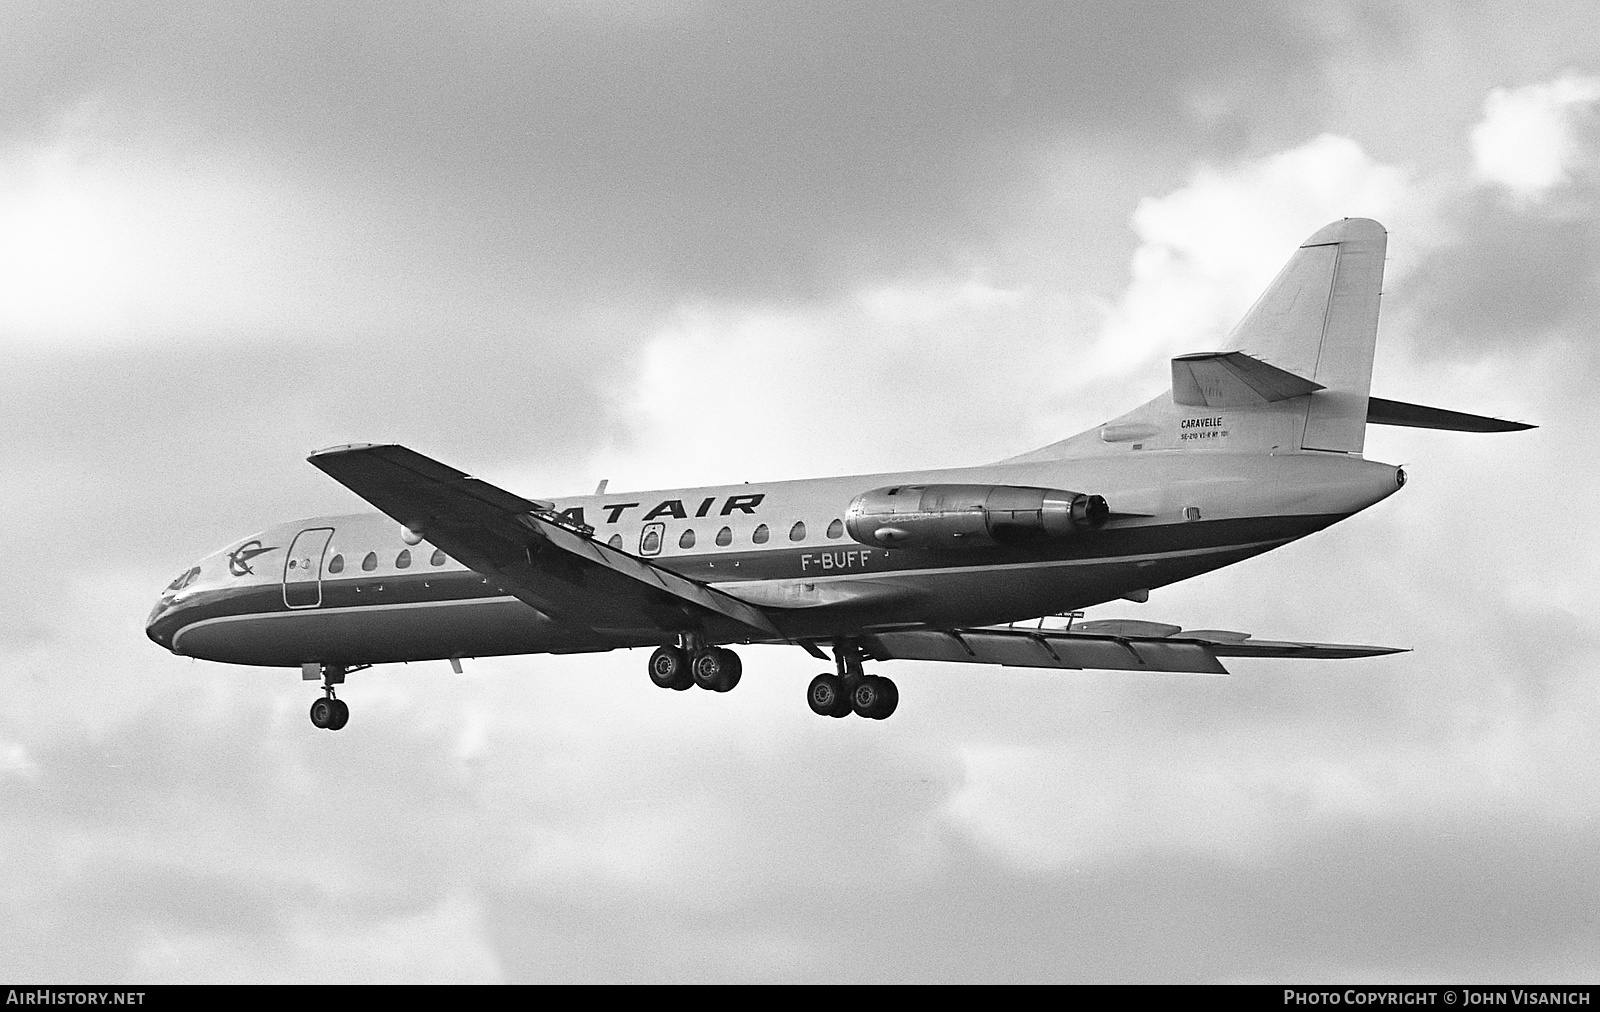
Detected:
[146,218,1532,730]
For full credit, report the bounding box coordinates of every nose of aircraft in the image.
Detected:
[147,563,203,653]
[146,595,178,650]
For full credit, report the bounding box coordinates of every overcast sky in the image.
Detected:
[2,1,1598,983]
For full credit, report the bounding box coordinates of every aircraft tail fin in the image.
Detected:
[1005,218,1535,465]
[1223,217,1386,453]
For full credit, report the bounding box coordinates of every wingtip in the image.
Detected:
[309,442,398,462]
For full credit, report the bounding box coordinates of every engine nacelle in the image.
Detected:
[844,484,1109,550]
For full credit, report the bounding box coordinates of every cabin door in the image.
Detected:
[283,528,335,609]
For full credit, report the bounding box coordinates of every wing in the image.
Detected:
[859,619,1404,675]
[308,443,782,642]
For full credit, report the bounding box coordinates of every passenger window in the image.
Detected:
[328,554,344,574]
[827,519,844,539]
[430,548,446,566]
[607,534,623,550]
[361,552,377,572]
[752,524,769,544]
[396,549,412,569]
[679,529,695,549]
[789,521,806,541]
[716,526,732,546]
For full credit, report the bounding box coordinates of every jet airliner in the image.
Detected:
[146,219,1531,729]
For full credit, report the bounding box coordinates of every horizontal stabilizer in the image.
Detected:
[859,623,1405,674]
[1171,351,1324,408]
[1366,396,1535,433]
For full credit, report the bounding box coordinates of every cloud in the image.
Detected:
[4,5,1600,985]
[1093,134,1412,372]
[1381,71,1600,362]
[1472,74,1600,200]
[0,2,1318,311]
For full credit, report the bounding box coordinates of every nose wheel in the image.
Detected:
[309,694,349,730]
[303,663,360,731]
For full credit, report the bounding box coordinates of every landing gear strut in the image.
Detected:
[648,637,742,694]
[303,662,355,731]
[809,642,897,720]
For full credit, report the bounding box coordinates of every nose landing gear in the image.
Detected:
[309,693,349,731]
[302,662,362,731]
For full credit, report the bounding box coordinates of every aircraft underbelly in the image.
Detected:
[172,596,597,667]
[769,538,1291,638]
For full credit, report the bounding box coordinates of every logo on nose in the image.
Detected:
[228,540,279,577]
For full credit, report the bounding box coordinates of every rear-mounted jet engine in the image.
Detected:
[844,484,1109,550]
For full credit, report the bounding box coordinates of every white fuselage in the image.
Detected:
[147,449,1404,668]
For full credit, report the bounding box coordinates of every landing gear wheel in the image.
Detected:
[807,674,853,718]
[326,698,350,731]
[851,676,898,720]
[715,649,741,692]
[693,648,741,692]
[851,676,883,718]
[648,646,693,690]
[309,697,334,729]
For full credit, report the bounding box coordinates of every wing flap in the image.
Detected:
[309,443,781,639]
[860,624,1405,674]
[862,628,1230,674]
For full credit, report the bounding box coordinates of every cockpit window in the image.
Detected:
[165,567,200,592]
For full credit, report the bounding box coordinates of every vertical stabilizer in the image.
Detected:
[1225,218,1386,453]
[1000,218,1390,465]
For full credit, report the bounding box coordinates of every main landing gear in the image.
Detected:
[303,662,361,731]
[648,637,742,694]
[808,643,898,720]
[646,638,897,719]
